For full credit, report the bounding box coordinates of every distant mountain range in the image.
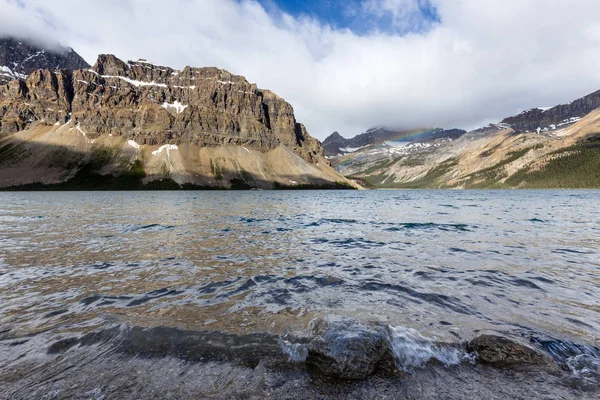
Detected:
[330,91,600,188]
[500,90,600,133]
[2,35,599,190]
[0,37,89,84]
[0,37,355,190]
[322,127,466,156]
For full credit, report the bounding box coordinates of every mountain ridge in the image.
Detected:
[329,88,600,188]
[2,35,599,190]
[0,49,356,189]
[501,90,600,133]
[0,36,89,84]
[322,127,466,156]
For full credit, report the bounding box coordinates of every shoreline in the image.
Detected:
[1,320,598,399]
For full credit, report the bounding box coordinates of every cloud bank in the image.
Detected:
[2,0,600,139]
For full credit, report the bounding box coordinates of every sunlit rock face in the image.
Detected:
[0,53,358,189]
[501,90,600,133]
[0,54,322,164]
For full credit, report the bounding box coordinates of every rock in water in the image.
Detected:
[467,334,549,367]
[566,354,600,391]
[306,317,389,380]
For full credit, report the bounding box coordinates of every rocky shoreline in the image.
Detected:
[1,317,598,399]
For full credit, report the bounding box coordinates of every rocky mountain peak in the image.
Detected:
[0,36,89,84]
[0,53,324,164]
[322,127,466,157]
[93,54,129,76]
[324,131,343,142]
[501,89,600,133]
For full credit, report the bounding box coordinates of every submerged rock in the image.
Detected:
[306,317,390,380]
[467,334,550,367]
[566,354,600,391]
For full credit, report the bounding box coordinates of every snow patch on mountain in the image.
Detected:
[152,144,178,156]
[161,101,188,114]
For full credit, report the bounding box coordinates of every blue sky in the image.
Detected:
[257,0,441,35]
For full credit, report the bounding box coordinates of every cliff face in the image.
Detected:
[0,36,89,84]
[0,55,356,189]
[501,90,600,133]
[0,54,323,164]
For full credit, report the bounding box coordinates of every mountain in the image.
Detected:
[0,36,89,85]
[329,90,600,188]
[501,90,600,133]
[0,54,355,189]
[322,127,466,156]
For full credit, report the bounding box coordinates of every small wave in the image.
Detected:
[53,325,284,366]
[0,215,45,222]
[197,278,241,294]
[360,281,473,315]
[80,294,133,307]
[449,247,480,254]
[529,276,555,284]
[319,218,358,224]
[388,325,475,372]
[552,248,594,255]
[87,262,114,270]
[528,218,546,223]
[565,318,595,329]
[384,223,472,232]
[510,278,544,291]
[281,321,475,374]
[311,237,386,249]
[77,287,184,309]
[303,218,359,227]
[331,238,386,249]
[127,288,184,307]
[285,275,345,289]
[239,217,268,224]
[280,338,308,363]
[466,278,494,287]
[130,223,175,232]
[532,337,600,362]
[438,204,459,209]
[45,309,68,318]
[304,221,320,227]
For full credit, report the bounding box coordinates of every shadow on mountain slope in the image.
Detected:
[0,136,355,190]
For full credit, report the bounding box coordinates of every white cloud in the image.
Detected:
[1,0,600,140]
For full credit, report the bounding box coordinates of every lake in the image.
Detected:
[1,190,599,398]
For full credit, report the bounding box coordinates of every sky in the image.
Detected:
[2,0,600,140]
